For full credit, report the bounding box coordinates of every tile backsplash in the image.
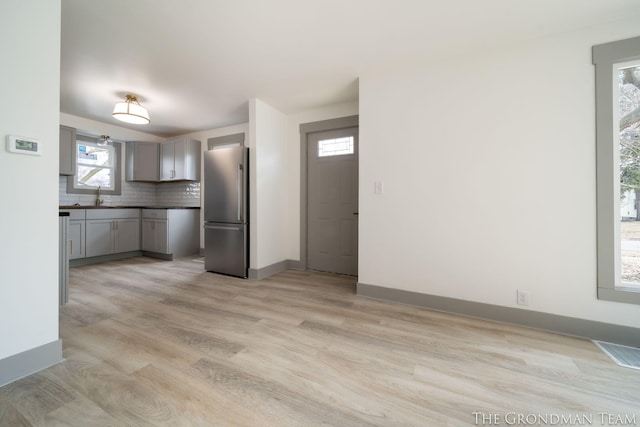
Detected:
[59,176,200,207]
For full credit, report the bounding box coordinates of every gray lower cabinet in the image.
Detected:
[142,218,169,253]
[85,209,140,258]
[60,209,85,260]
[59,208,198,264]
[141,209,199,259]
[86,219,113,257]
[68,209,86,259]
[68,219,85,259]
[59,215,69,305]
[115,219,141,253]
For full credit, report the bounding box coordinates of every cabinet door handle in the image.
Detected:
[69,240,73,255]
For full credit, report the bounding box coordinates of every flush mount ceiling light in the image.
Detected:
[112,94,150,125]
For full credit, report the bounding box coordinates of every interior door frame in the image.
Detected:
[299,115,359,271]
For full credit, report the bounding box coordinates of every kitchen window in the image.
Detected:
[66,135,122,195]
[594,35,640,305]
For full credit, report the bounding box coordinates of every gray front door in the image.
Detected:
[307,127,358,276]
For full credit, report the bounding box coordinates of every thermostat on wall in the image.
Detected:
[6,135,41,155]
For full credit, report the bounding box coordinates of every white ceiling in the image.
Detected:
[61,0,640,137]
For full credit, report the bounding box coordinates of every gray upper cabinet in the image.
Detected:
[59,125,76,176]
[160,138,201,181]
[126,141,160,182]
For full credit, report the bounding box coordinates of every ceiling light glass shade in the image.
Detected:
[112,94,150,124]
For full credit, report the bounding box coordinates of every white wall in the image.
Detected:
[0,0,61,359]
[359,18,640,328]
[250,99,289,269]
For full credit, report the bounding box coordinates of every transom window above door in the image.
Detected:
[318,136,354,157]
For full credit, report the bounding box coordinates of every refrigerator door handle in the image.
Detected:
[237,164,242,221]
[204,224,241,231]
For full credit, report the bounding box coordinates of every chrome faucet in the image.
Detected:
[95,185,104,206]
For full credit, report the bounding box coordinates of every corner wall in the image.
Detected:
[250,99,289,270]
[358,18,640,328]
[0,0,62,378]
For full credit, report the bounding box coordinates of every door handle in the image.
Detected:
[204,224,241,231]
[237,165,242,221]
[353,212,359,215]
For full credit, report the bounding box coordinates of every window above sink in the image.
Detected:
[66,133,122,196]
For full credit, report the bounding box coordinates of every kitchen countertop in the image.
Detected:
[59,205,200,210]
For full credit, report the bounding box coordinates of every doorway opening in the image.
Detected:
[299,116,359,276]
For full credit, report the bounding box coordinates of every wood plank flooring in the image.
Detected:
[1,256,639,426]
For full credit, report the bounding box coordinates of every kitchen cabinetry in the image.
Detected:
[68,221,85,259]
[66,209,86,260]
[85,209,140,258]
[59,213,69,305]
[59,125,76,176]
[141,209,199,259]
[60,209,85,260]
[142,216,168,254]
[125,141,159,181]
[160,138,201,181]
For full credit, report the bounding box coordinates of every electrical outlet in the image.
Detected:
[517,290,530,306]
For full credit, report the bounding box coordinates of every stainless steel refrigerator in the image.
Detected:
[203,146,249,278]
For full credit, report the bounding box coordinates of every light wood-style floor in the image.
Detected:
[1,257,639,426]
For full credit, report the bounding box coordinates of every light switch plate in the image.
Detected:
[374,180,384,194]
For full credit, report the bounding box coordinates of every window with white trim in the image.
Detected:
[66,134,122,195]
[74,141,116,190]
